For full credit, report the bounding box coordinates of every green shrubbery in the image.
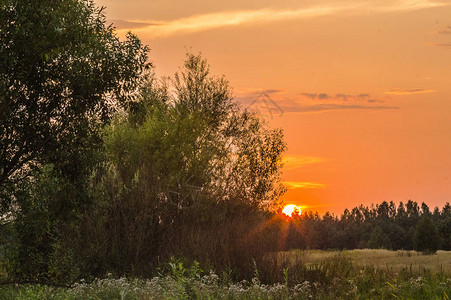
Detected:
[1,257,450,299]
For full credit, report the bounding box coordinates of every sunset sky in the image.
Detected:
[97,0,451,214]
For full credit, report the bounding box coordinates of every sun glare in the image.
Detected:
[282,204,302,217]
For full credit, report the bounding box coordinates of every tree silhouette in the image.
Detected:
[413,215,440,254]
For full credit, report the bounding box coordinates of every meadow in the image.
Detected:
[278,249,451,273]
[1,249,450,299]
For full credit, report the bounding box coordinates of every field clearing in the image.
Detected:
[278,249,451,273]
[1,250,451,299]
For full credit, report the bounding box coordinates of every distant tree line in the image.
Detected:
[283,200,450,254]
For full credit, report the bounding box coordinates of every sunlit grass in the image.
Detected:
[279,249,451,273]
[1,251,450,299]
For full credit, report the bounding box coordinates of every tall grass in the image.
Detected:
[1,253,450,299]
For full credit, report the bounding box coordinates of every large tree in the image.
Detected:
[107,53,286,213]
[68,54,286,276]
[0,0,149,208]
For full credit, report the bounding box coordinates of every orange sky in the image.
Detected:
[97,0,451,215]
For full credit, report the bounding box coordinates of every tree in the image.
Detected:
[438,216,451,250]
[62,53,286,277]
[0,0,149,281]
[170,53,286,208]
[367,226,390,249]
[414,215,440,254]
[108,53,285,213]
[0,0,149,209]
[421,202,430,215]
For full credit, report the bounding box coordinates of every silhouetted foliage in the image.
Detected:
[282,200,449,254]
[0,0,149,210]
[0,0,149,282]
[52,53,286,280]
[414,215,440,254]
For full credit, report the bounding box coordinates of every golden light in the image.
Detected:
[282,204,302,217]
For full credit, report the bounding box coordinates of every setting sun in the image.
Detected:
[282,204,302,217]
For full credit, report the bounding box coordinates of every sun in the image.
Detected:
[282,204,302,217]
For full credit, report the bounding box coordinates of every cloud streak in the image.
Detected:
[115,0,449,37]
[300,92,377,103]
[237,89,398,115]
[110,19,156,30]
[283,155,325,170]
[385,88,437,95]
[284,181,326,189]
[429,42,451,49]
[437,25,451,34]
[282,103,398,113]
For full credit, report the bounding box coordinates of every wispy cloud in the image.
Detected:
[237,88,284,95]
[238,91,285,118]
[110,19,156,30]
[283,155,325,170]
[282,103,398,113]
[300,93,317,100]
[385,88,437,95]
[384,0,448,11]
[116,0,449,37]
[300,92,378,103]
[429,25,451,49]
[236,89,398,115]
[117,6,345,37]
[429,42,451,49]
[436,25,451,34]
[284,181,326,189]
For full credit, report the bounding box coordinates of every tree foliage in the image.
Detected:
[0,0,149,209]
[0,0,149,282]
[414,215,440,254]
[106,53,285,213]
[283,200,449,253]
[67,53,286,277]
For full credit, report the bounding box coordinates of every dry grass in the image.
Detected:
[277,249,451,273]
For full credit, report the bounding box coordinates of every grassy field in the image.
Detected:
[278,249,451,273]
[1,250,450,299]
